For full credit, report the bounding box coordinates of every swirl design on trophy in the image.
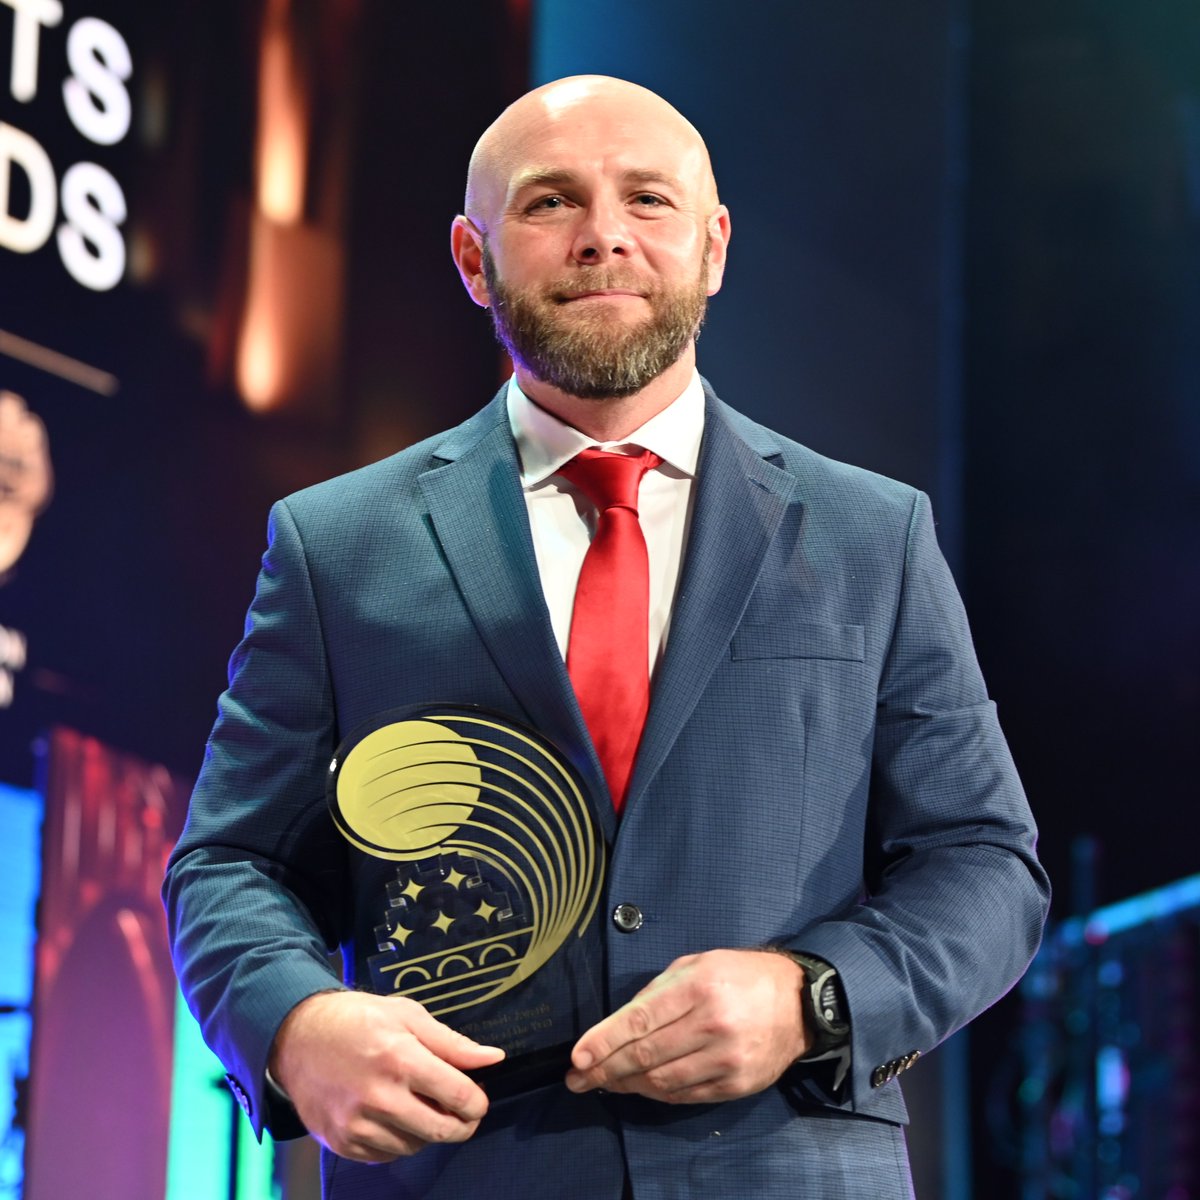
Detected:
[328,707,604,1021]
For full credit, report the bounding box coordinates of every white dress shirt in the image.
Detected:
[506,372,705,679]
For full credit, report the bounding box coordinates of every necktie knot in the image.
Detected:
[559,448,662,514]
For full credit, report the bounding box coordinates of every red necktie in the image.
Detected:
[558,448,662,812]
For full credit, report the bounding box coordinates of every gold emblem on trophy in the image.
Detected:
[328,708,604,1021]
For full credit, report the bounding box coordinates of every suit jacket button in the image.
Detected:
[612,903,643,932]
[225,1075,251,1115]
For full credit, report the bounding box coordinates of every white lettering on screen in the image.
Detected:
[1,0,64,103]
[0,3,131,291]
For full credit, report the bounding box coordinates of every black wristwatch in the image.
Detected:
[785,952,850,1059]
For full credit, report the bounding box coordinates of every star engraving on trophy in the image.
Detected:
[373,853,518,955]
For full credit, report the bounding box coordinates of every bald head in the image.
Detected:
[464,76,720,231]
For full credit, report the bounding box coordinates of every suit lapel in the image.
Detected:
[624,390,800,814]
[417,392,616,842]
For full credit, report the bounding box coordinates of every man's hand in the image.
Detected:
[269,991,505,1162]
[565,948,806,1104]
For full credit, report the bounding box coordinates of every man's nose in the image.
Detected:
[571,202,634,263]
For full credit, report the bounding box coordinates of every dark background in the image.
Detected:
[1,2,1196,1196]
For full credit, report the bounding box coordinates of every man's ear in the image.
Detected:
[704,205,731,297]
[450,216,491,308]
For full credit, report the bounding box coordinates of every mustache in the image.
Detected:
[545,271,655,303]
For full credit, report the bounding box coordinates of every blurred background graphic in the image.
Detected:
[0,2,1196,1197]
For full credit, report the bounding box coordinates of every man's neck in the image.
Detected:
[513,350,696,442]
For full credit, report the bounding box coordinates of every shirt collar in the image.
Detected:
[506,370,706,488]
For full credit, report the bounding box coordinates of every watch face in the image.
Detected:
[790,953,850,1054]
[817,978,846,1029]
[803,966,848,1042]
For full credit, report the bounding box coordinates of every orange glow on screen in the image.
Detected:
[235,212,344,413]
[256,0,307,226]
[236,309,283,412]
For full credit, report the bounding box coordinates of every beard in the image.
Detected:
[482,242,709,400]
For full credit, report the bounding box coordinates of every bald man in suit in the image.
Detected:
[165,76,1049,1199]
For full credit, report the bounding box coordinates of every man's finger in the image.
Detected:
[571,968,697,1070]
[566,1012,710,1092]
[405,1002,506,1071]
[396,1041,498,1126]
[370,1082,486,1146]
[334,1122,429,1164]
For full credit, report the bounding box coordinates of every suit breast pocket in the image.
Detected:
[730,621,865,663]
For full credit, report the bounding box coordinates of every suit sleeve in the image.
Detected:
[788,490,1050,1110]
[163,499,348,1140]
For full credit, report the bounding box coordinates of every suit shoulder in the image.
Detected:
[274,400,505,526]
[717,397,922,520]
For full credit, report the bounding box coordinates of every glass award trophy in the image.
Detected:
[327,704,607,1099]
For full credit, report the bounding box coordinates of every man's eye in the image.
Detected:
[530,196,565,211]
[632,194,666,207]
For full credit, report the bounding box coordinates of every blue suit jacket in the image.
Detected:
[165,382,1049,1199]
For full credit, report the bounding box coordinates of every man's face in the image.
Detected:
[456,80,729,401]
